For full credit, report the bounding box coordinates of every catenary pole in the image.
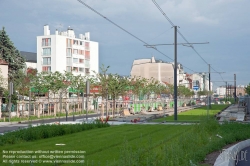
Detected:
[174,26,178,121]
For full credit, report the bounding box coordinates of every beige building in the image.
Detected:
[130,57,188,86]
[0,59,8,118]
[0,59,8,89]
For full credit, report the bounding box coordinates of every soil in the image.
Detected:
[200,142,240,166]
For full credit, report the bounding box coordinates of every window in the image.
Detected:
[80,41,83,45]
[79,50,84,55]
[79,59,84,64]
[73,58,78,63]
[42,48,51,56]
[42,38,51,46]
[73,67,78,72]
[85,60,90,68]
[85,68,90,74]
[73,40,78,45]
[73,49,78,54]
[85,51,90,59]
[67,39,72,47]
[85,42,89,50]
[66,48,71,57]
[79,68,84,73]
[42,57,51,65]
[66,66,71,72]
[66,58,72,65]
[42,66,51,72]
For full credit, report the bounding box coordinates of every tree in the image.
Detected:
[0,27,25,82]
[107,74,128,116]
[245,84,250,95]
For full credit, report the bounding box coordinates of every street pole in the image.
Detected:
[174,26,178,121]
[28,88,31,122]
[234,74,236,103]
[82,90,84,116]
[106,88,108,117]
[86,80,90,122]
[225,81,227,102]
[208,64,211,108]
[59,92,62,123]
[73,101,75,121]
[8,82,13,122]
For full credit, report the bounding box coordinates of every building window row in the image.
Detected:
[42,66,51,72]
[66,58,72,66]
[67,67,89,74]
[66,48,72,57]
[42,48,51,56]
[42,57,51,65]
[67,39,72,47]
[66,58,85,65]
[42,38,51,46]
[73,58,78,63]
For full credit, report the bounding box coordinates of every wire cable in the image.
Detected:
[77,0,197,73]
[77,0,173,60]
[152,0,225,80]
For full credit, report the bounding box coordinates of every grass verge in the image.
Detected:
[152,104,229,122]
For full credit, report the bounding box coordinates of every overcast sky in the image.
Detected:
[0,0,249,89]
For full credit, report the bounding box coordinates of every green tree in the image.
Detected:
[245,84,250,95]
[0,27,25,82]
[107,74,129,116]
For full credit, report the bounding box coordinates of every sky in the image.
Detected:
[0,0,249,89]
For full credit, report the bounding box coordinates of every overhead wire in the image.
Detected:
[152,0,225,81]
[77,0,197,73]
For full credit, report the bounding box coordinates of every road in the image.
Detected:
[0,113,101,134]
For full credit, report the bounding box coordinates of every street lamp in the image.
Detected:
[106,88,108,117]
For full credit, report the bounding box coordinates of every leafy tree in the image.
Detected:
[129,76,146,101]
[197,90,212,97]
[0,27,25,82]
[107,74,129,116]
[245,84,250,95]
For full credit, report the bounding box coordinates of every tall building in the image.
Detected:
[37,25,99,76]
[130,56,189,86]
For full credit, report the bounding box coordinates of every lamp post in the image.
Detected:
[106,88,108,117]
[72,98,75,121]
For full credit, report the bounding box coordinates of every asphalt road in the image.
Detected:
[235,146,250,166]
[0,113,101,133]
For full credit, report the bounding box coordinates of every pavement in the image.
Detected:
[217,104,249,122]
[0,105,200,134]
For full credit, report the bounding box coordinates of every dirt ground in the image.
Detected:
[200,142,240,165]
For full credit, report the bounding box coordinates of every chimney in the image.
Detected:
[85,32,90,40]
[55,29,58,35]
[79,34,83,39]
[44,25,50,35]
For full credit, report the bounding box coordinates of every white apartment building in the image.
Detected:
[37,25,99,76]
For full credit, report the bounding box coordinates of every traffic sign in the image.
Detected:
[193,86,199,90]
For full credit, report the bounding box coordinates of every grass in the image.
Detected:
[1,120,250,166]
[1,119,250,166]
[152,104,229,122]
[0,125,192,166]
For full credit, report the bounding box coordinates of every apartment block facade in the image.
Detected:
[37,25,99,76]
